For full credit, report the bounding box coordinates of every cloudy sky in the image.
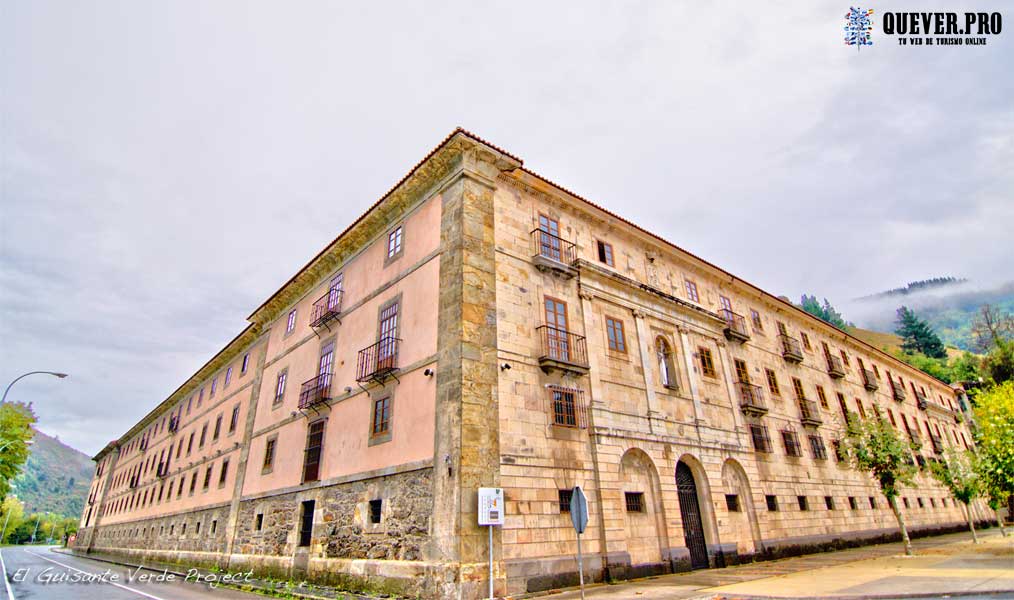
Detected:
[2,1,1012,455]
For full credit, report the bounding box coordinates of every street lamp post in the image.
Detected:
[2,371,68,404]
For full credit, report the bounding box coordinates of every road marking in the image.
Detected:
[0,548,16,600]
[24,549,169,600]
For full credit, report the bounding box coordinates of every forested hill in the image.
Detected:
[10,429,93,518]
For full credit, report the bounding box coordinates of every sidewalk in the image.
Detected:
[537,529,1013,600]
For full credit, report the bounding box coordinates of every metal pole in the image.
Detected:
[0,505,11,544]
[2,371,69,404]
[577,531,585,600]
[31,517,40,544]
[488,525,494,600]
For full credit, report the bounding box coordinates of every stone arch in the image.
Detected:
[674,454,720,549]
[721,458,762,555]
[619,448,668,567]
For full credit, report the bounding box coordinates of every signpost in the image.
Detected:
[570,485,589,600]
[478,488,504,600]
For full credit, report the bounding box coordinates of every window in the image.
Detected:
[849,496,858,510]
[187,432,194,455]
[765,369,781,396]
[656,337,677,388]
[596,240,614,266]
[229,405,240,434]
[791,377,806,400]
[797,496,809,511]
[302,420,325,483]
[286,309,297,334]
[387,225,403,260]
[698,347,717,378]
[263,437,276,472]
[211,520,217,535]
[917,497,924,508]
[187,397,192,414]
[550,386,583,428]
[782,430,802,457]
[224,366,233,387]
[809,435,828,460]
[750,424,772,453]
[624,492,644,512]
[298,500,315,547]
[825,496,835,510]
[195,521,201,534]
[369,499,383,524]
[800,332,811,350]
[371,397,391,437]
[762,496,779,513]
[725,494,740,512]
[558,489,573,513]
[750,309,764,332]
[210,377,217,397]
[903,497,910,509]
[840,350,850,367]
[605,317,626,352]
[178,477,186,497]
[219,459,229,486]
[816,386,828,408]
[213,414,222,441]
[198,387,204,406]
[274,370,287,404]
[189,472,197,495]
[241,353,249,375]
[685,280,700,303]
[199,424,207,448]
[203,466,212,490]
[734,359,750,383]
[255,514,263,531]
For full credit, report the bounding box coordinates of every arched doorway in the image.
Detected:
[676,461,709,569]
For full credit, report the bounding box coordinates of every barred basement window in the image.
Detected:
[750,424,772,453]
[369,499,383,524]
[824,496,835,510]
[766,495,779,511]
[725,494,740,512]
[809,435,828,460]
[782,430,802,457]
[848,496,858,510]
[625,492,644,512]
[558,489,573,513]
[797,496,809,511]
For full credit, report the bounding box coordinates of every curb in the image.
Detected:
[700,592,1014,600]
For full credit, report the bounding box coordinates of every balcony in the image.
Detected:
[298,372,332,410]
[720,309,750,343]
[916,392,928,410]
[537,326,589,376]
[309,289,344,334]
[930,434,944,454]
[862,369,879,391]
[530,229,578,278]
[356,337,401,384]
[736,381,768,417]
[779,334,804,364]
[890,380,906,402]
[825,354,846,379]
[798,398,822,428]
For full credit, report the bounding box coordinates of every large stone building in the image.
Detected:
[75,129,987,598]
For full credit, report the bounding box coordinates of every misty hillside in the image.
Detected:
[10,429,93,518]
[849,280,1014,352]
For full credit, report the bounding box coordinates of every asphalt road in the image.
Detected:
[1,545,261,600]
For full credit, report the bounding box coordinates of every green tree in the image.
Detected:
[973,382,1014,536]
[0,402,37,500]
[929,449,982,543]
[0,495,25,543]
[841,414,919,555]
[896,306,947,359]
[799,295,853,329]
[951,352,983,384]
[982,340,1014,385]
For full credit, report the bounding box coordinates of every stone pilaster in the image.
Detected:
[429,144,516,599]
[677,326,705,427]
[631,308,663,433]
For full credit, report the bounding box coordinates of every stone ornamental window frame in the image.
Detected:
[274,368,288,407]
[604,315,628,354]
[384,223,405,266]
[596,240,614,266]
[369,392,394,447]
[262,434,278,474]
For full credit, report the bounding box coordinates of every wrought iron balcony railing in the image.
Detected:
[825,354,846,379]
[736,381,767,416]
[298,372,332,410]
[530,229,578,277]
[310,289,344,333]
[720,309,750,343]
[356,337,401,384]
[536,325,589,375]
[779,334,804,364]
[798,398,822,427]
[862,368,879,391]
